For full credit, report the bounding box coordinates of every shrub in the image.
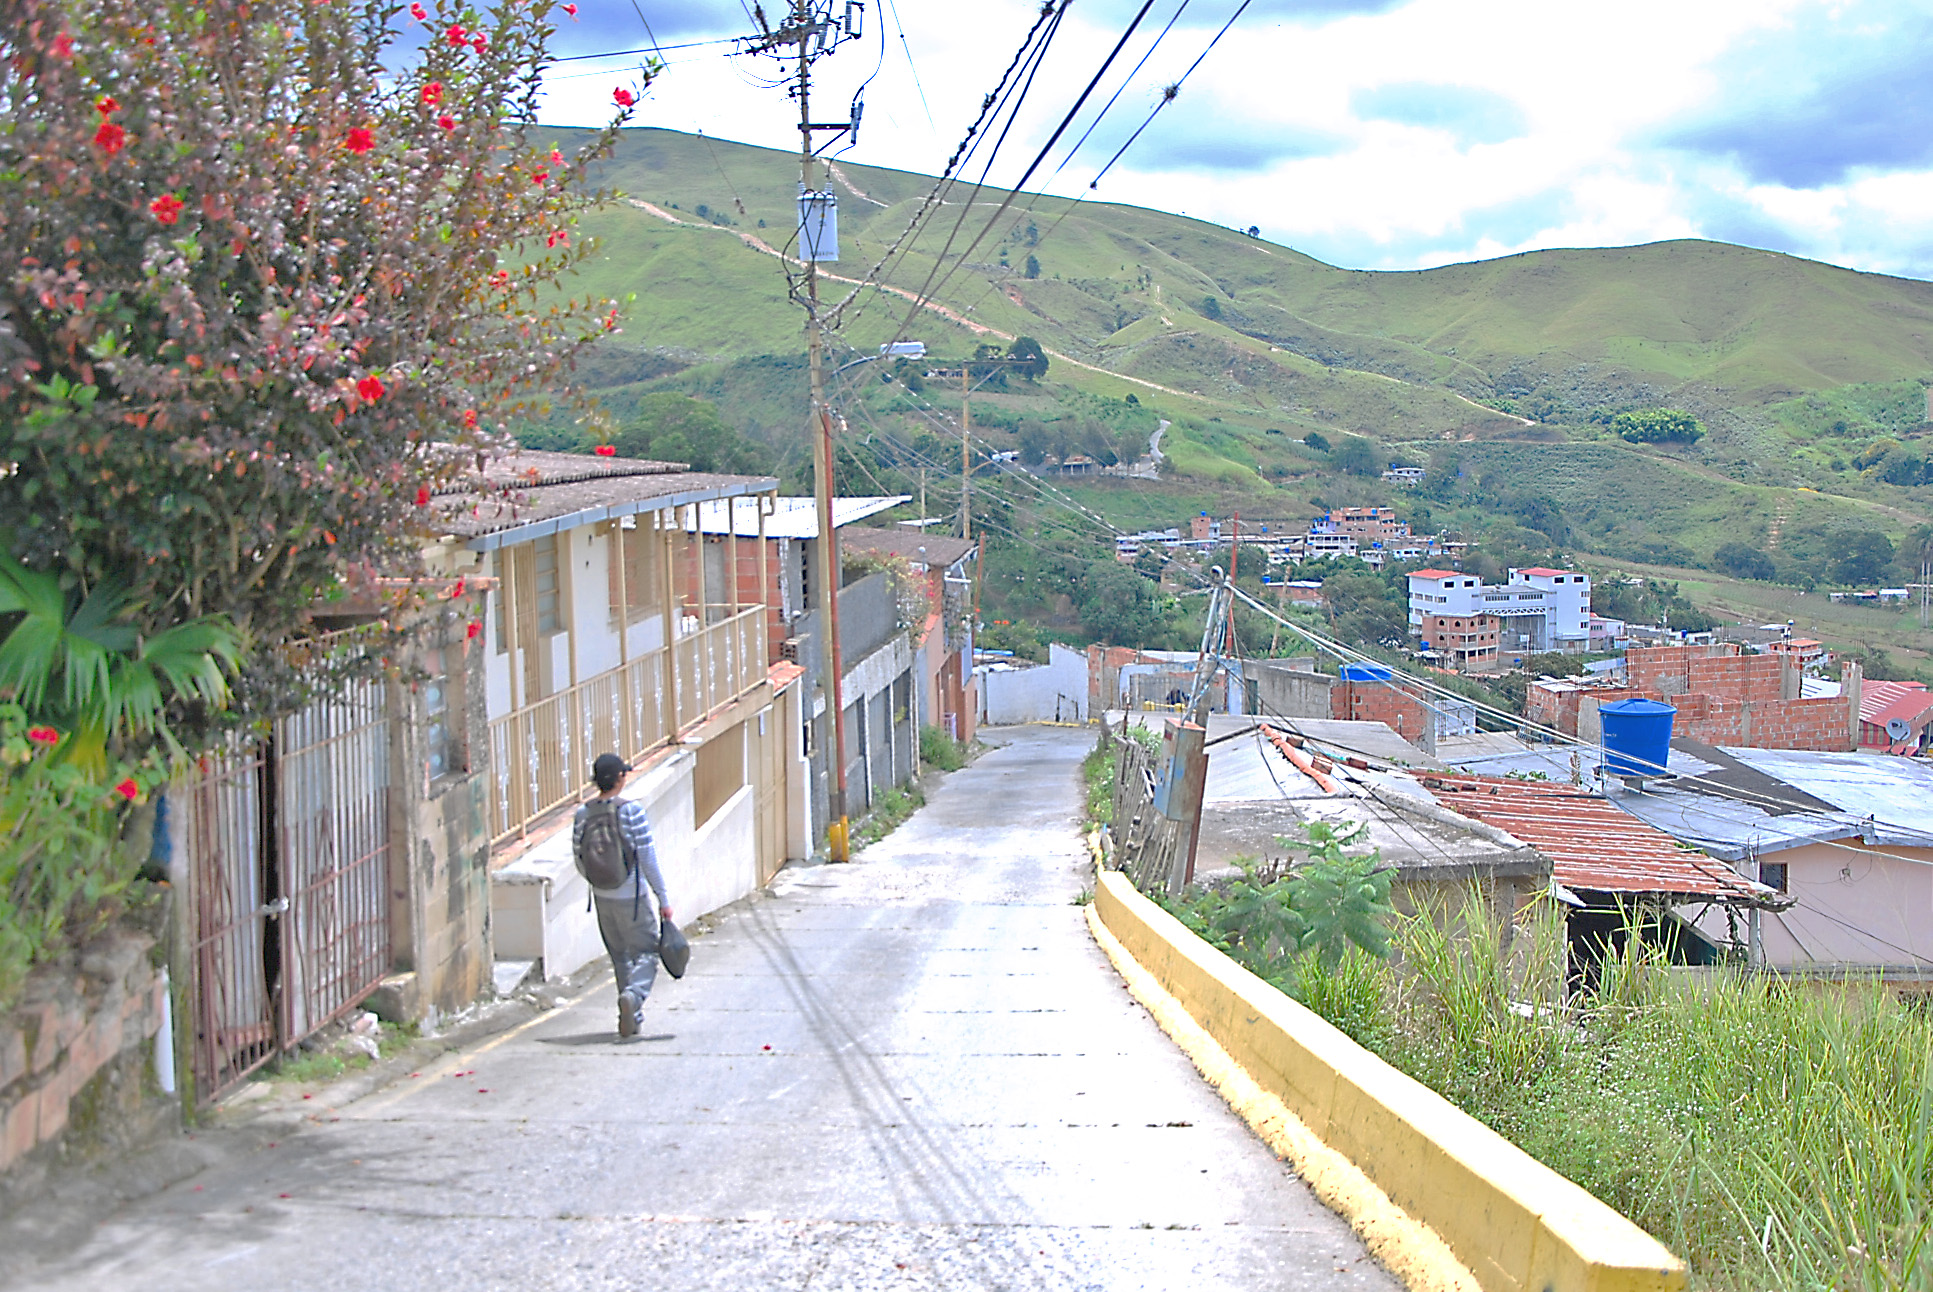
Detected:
[1612,409,1705,444]
[919,725,967,772]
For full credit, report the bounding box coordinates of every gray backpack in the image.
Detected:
[575,799,633,890]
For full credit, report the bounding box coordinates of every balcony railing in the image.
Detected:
[488,604,767,843]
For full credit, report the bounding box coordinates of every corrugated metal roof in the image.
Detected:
[1860,680,1928,725]
[1418,773,1773,902]
[838,526,977,569]
[1718,748,1933,845]
[688,495,909,539]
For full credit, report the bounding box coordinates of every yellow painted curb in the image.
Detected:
[1089,871,1685,1292]
[1085,902,1480,1292]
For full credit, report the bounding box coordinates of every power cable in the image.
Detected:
[1088,0,1251,189]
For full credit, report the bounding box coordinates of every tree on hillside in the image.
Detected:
[1612,409,1705,444]
[1713,542,1776,581]
[1079,561,1166,646]
[1331,435,1382,477]
[1023,254,1040,280]
[1007,335,1048,380]
[1829,529,1896,585]
[1303,431,1331,453]
[0,0,635,722]
[1199,296,1223,321]
[613,393,772,475]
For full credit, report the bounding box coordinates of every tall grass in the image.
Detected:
[1173,881,1933,1292]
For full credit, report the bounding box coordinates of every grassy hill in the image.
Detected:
[541,126,1933,662]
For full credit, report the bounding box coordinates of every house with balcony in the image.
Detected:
[684,495,930,843]
[838,525,980,745]
[1407,567,1591,654]
[423,449,806,982]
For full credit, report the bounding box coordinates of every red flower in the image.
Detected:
[52,31,73,57]
[93,121,125,155]
[563,2,578,13]
[445,23,467,46]
[549,148,563,165]
[465,620,482,640]
[414,486,431,506]
[462,409,478,429]
[357,373,386,402]
[470,33,486,53]
[593,444,616,457]
[612,87,635,107]
[450,577,466,598]
[113,778,139,802]
[26,726,59,747]
[438,114,456,132]
[421,81,442,106]
[546,229,568,248]
[149,193,185,225]
[409,1,426,17]
[530,170,548,186]
[344,127,375,155]
[94,94,118,116]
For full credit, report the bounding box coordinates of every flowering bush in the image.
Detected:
[0,703,150,1003]
[0,0,646,726]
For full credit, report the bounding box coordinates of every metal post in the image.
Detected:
[961,362,971,541]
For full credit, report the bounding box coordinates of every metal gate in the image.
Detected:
[180,678,394,1104]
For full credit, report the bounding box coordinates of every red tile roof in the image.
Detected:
[1861,679,1929,725]
[1409,569,1460,580]
[1418,773,1768,901]
[1514,567,1577,578]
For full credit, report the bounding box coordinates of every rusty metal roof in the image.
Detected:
[1417,773,1772,902]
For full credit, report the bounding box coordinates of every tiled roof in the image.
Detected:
[1417,773,1772,902]
[428,448,775,549]
[1409,569,1459,580]
[1860,679,1930,725]
[838,526,976,569]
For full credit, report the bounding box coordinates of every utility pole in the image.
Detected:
[961,363,972,540]
[739,0,864,861]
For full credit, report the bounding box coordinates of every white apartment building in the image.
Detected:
[1407,566,1592,653]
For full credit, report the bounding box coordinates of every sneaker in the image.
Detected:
[617,991,639,1038]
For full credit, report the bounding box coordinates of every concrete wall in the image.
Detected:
[981,643,1089,725]
[1,928,170,1179]
[1091,873,1684,1292]
[1690,840,1933,972]
[1249,659,1339,720]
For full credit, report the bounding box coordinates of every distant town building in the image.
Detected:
[1418,613,1502,670]
[1407,566,1592,653]
[1381,465,1427,485]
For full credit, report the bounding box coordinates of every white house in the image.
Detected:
[1407,566,1592,653]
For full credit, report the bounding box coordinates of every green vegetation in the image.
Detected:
[1082,724,1157,828]
[918,725,968,772]
[851,784,925,851]
[1172,865,1933,1291]
[1611,409,1705,444]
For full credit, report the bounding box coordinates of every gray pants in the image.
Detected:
[595,897,660,1027]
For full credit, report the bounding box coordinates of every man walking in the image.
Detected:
[573,753,672,1037]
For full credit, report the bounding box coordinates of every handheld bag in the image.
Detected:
[658,918,690,979]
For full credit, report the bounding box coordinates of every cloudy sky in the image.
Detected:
[534,0,1933,277]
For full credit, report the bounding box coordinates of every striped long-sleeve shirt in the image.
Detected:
[572,797,669,908]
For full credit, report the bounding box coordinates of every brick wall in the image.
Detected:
[1331,679,1435,747]
[1596,646,1852,751]
[1,929,169,1177]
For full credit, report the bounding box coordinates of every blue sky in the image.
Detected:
[536,0,1933,278]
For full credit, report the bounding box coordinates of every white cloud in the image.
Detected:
[536,0,1933,276]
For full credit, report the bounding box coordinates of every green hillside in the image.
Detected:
[541,126,1933,647]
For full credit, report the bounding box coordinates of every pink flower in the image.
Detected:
[470,33,486,53]
[445,23,467,46]
[612,86,634,107]
[545,229,568,248]
[562,4,577,15]
[462,409,478,429]
[438,114,456,131]
[421,81,442,106]
[593,444,616,457]
[549,148,563,164]
[94,94,118,116]
[414,486,431,506]
[113,778,139,803]
[93,121,125,155]
[466,620,483,640]
[409,1,426,17]
[530,170,548,185]
[52,31,73,57]
[149,193,185,225]
[357,373,386,402]
[344,127,375,155]
[26,726,59,747]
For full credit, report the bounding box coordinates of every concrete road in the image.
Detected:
[7,724,1393,1291]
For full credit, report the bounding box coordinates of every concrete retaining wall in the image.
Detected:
[980,643,1089,725]
[1091,871,1684,1292]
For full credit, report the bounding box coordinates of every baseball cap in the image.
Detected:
[592,753,631,787]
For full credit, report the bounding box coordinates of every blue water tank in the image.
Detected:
[1600,697,1676,777]
[1339,663,1394,682]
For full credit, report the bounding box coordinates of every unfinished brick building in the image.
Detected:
[1526,644,1861,752]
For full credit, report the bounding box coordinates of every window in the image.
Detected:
[423,645,467,781]
[607,520,663,625]
[534,534,562,636]
[1759,862,1789,892]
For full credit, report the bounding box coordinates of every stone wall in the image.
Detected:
[0,926,170,1179]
